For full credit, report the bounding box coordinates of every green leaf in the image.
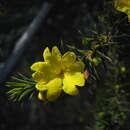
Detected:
[82,37,94,47]
[67,44,76,50]
[18,87,34,101]
[6,73,37,102]
[97,51,112,63]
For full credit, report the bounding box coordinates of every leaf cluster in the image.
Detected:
[6,73,36,102]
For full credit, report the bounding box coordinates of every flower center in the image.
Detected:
[57,69,64,78]
[59,70,64,75]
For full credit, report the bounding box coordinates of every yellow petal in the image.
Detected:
[64,72,85,87]
[62,51,76,67]
[63,72,85,88]
[30,62,50,72]
[63,77,79,95]
[69,61,85,72]
[43,46,61,62]
[43,46,62,74]
[43,47,51,62]
[115,0,130,22]
[32,72,50,83]
[35,81,48,91]
[115,0,130,10]
[52,46,61,61]
[62,72,85,96]
[46,78,62,101]
[50,46,62,74]
[32,72,44,82]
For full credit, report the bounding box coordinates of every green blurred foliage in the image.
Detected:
[0,0,130,130]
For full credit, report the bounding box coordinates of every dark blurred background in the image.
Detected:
[0,0,130,130]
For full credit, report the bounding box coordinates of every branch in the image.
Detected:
[0,2,52,84]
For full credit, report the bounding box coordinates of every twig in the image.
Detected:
[0,2,52,84]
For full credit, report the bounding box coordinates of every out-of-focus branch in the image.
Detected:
[0,2,52,84]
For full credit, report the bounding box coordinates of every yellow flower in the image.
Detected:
[31,46,86,101]
[114,0,130,22]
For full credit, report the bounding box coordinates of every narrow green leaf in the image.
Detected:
[12,76,35,85]
[97,51,112,63]
[18,88,34,101]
